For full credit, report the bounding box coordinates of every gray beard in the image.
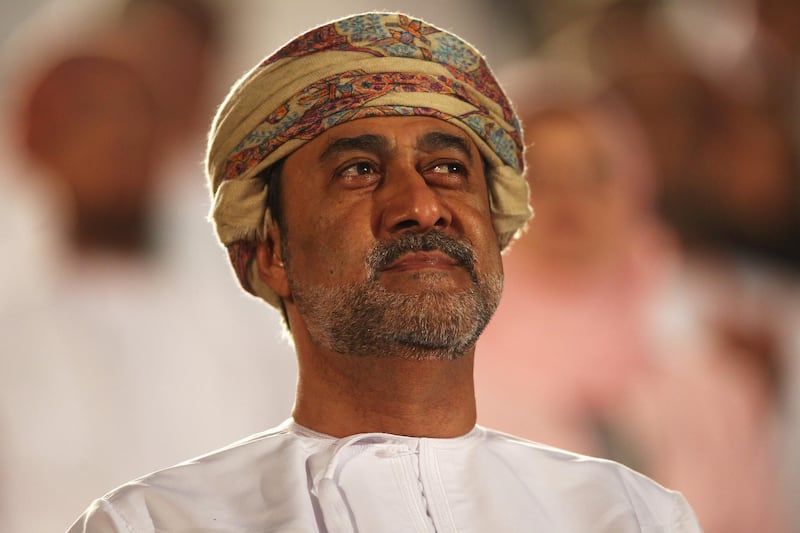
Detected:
[286,233,503,360]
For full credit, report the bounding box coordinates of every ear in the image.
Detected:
[255,226,291,299]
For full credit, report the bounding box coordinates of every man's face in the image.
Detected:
[273,116,504,360]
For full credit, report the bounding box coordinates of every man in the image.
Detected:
[69,12,701,532]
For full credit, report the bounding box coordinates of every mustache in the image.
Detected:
[367,232,477,279]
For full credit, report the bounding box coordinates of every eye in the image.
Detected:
[424,161,468,186]
[337,161,381,187]
[430,162,466,175]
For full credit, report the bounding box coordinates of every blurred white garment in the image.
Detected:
[0,159,297,533]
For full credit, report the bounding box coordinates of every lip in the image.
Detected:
[380,251,459,273]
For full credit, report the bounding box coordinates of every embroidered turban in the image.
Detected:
[206,12,531,308]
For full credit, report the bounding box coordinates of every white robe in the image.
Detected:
[68,419,702,532]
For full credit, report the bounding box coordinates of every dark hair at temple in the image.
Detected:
[264,159,286,232]
[261,159,290,328]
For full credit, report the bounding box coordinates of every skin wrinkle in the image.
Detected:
[320,134,387,163]
[415,131,475,164]
[319,132,475,169]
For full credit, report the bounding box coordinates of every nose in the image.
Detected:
[375,166,452,237]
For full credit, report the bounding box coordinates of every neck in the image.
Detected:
[292,346,477,439]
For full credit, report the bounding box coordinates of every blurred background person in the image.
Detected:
[475,62,669,455]
[536,2,800,530]
[540,0,800,271]
[21,55,159,258]
[103,0,220,150]
[475,56,792,532]
[0,1,296,531]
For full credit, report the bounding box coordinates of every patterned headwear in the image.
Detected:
[206,12,531,308]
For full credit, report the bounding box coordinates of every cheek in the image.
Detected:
[475,226,503,274]
[454,199,502,273]
[287,208,372,283]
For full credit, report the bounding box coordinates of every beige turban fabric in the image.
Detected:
[206,12,532,308]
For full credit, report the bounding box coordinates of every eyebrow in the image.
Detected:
[318,130,476,164]
[416,131,474,164]
[320,134,388,162]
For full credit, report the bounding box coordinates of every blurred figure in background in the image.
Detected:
[476,56,791,532]
[102,0,220,150]
[0,2,296,531]
[544,1,800,529]
[578,0,800,271]
[476,60,673,453]
[476,63,668,455]
[21,55,159,256]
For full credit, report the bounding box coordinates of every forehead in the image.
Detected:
[290,116,482,157]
